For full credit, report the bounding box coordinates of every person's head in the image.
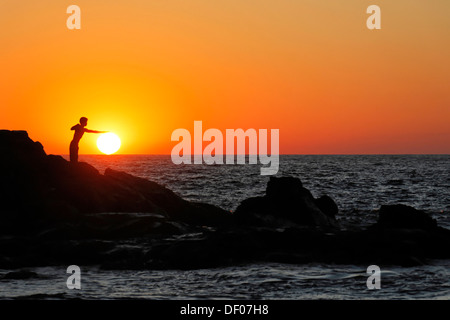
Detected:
[80,117,88,127]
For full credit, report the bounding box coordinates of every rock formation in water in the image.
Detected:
[234,176,339,230]
[0,130,449,269]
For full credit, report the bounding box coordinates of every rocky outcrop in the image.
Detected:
[377,204,438,230]
[0,130,449,270]
[233,176,339,230]
[0,130,231,236]
[147,204,450,269]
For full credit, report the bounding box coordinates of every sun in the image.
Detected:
[97,132,121,155]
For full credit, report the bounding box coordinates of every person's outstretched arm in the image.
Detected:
[85,129,108,134]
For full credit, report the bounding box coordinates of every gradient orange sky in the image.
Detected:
[1,0,449,154]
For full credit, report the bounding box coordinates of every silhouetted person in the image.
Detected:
[70,117,106,163]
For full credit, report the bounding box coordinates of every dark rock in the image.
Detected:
[145,221,450,269]
[0,130,46,162]
[377,204,437,230]
[266,176,303,198]
[234,176,339,230]
[315,195,339,218]
[0,130,231,235]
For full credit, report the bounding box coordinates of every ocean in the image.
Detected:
[0,155,449,299]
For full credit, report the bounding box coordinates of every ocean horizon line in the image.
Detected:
[61,153,450,156]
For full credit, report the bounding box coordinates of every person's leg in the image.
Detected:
[70,141,78,163]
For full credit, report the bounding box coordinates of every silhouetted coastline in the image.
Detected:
[1,130,449,270]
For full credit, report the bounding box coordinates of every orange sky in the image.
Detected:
[1,0,449,154]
